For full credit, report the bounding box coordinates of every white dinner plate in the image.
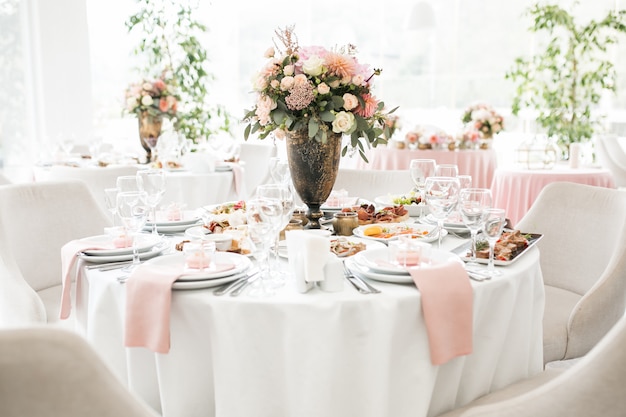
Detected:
[321,196,360,212]
[185,225,211,239]
[374,195,426,217]
[422,213,468,232]
[79,242,168,264]
[143,252,252,281]
[352,222,447,243]
[214,164,233,172]
[142,222,202,234]
[354,246,461,276]
[172,271,247,290]
[147,210,201,226]
[81,233,162,256]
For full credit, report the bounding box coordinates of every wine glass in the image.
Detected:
[482,208,507,277]
[116,191,149,272]
[136,169,166,235]
[457,175,472,190]
[116,175,140,193]
[268,157,291,185]
[424,176,460,248]
[245,198,283,297]
[256,183,295,284]
[435,164,459,177]
[104,187,120,225]
[458,188,492,266]
[408,159,436,218]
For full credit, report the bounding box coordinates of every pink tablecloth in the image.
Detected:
[491,165,616,227]
[356,147,497,189]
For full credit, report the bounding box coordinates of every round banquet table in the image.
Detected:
[491,165,616,227]
[74,235,544,417]
[355,147,497,189]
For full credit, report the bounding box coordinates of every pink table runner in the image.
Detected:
[355,147,497,189]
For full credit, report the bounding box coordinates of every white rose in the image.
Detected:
[280,76,295,91]
[352,74,365,86]
[283,65,295,76]
[293,74,308,86]
[252,74,268,91]
[142,82,152,91]
[332,111,356,134]
[302,55,325,76]
[329,80,340,88]
[341,75,352,85]
[317,82,330,95]
[270,79,280,89]
[342,93,359,111]
[126,97,138,110]
[141,95,153,106]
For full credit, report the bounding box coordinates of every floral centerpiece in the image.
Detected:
[405,125,451,150]
[124,78,178,119]
[461,102,504,139]
[242,26,396,228]
[456,127,481,149]
[124,77,179,162]
[243,26,396,161]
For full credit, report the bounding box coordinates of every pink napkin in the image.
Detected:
[124,262,235,353]
[409,260,473,365]
[225,162,245,199]
[60,239,106,319]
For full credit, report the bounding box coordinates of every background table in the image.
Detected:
[76,236,544,417]
[491,165,616,226]
[355,147,498,189]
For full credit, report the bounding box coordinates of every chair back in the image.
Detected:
[516,182,626,296]
[0,181,112,293]
[595,135,626,187]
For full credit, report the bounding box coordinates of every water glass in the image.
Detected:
[409,159,436,217]
[435,164,459,177]
[482,208,507,277]
[136,169,166,234]
[116,191,149,271]
[424,176,460,248]
[458,188,492,266]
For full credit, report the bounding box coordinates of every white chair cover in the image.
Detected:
[239,142,277,199]
[594,135,626,187]
[332,168,415,202]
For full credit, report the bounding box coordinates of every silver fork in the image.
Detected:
[343,262,381,294]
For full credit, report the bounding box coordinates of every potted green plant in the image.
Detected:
[506,2,626,157]
[126,0,231,144]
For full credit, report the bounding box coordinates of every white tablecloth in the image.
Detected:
[76,237,544,417]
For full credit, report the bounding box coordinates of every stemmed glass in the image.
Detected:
[424,176,461,248]
[104,187,120,225]
[482,208,507,277]
[245,198,283,297]
[257,183,295,284]
[136,169,166,235]
[116,175,140,193]
[457,175,472,190]
[116,191,149,272]
[408,159,436,218]
[458,188,492,266]
[435,164,459,177]
[268,157,291,185]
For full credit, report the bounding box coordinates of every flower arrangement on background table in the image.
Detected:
[461,102,504,139]
[404,125,452,150]
[242,25,396,162]
[456,127,481,150]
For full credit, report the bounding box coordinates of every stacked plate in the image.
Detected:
[143,210,202,234]
[345,247,461,284]
[78,234,167,264]
[352,222,447,243]
[421,213,469,233]
[143,252,253,290]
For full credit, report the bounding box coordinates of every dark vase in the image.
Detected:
[285,129,342,229]
[138,111,163,163]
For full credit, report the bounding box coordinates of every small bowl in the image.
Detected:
[200,233,233,251]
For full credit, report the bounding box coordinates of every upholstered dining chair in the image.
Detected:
[435,313,626,417]
[595,134,626,188]
[0,327,159,417]
[332,168,415,202]
[0,180,111,327]
[515,181,626,365]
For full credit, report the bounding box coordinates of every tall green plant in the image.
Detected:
[126,0,231,143]
[506,3,626,150]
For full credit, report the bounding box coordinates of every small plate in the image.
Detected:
[451,232,543,266]
[215,164,233,172]
[172,271,246,290]
[185,225,211,239]
[353,223,447,243]
[142,252,252,282]
[81,234,162,256]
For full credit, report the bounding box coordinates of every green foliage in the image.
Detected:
[126,0,232,143]
[506,2,626,149]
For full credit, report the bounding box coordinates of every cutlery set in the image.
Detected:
[343,263,381,294]
[213,270,260,296]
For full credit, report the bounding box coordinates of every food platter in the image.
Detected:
[450,232,543,266]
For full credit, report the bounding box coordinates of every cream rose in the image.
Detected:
[270,79,280,89]
[342,93,359,111]
[264,47,275,58]
[352,74,365,86]
[273,129,286,140]
[283,64,295,76]
[317,82,330,95]
[255,95,277,126]
[332,111,356,134]
[302,55,325,76]
[141,95,153,106]
[293,74,308,87]
[280,76,295,91]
